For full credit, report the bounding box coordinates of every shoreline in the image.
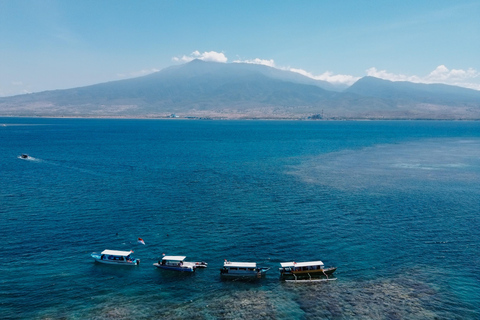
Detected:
[1,115,479,121]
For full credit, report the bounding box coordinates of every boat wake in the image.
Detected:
[18,155,40,162]
[18,155,106,177]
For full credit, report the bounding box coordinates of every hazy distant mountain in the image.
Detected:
[1,60,479,119]
[346,76,480,105]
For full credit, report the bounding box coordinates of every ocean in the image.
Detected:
[1,119,479,319]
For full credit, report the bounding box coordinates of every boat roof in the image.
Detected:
[224,261,256,268]
[101,250,132,256]
[280,261,324,268]
[162,255,186,261]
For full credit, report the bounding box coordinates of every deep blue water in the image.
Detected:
[1,119,479,319]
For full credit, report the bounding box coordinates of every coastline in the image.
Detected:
[1,114,479,121]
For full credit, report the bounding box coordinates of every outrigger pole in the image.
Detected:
[285,272,337,283]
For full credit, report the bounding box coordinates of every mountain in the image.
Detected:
[343,76,480,119]
[1,60,479,119]
[346,76,480,105]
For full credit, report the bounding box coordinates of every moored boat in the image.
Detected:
[91,249,140,266]
[220,261,270,278]
[153,255,198,272]
[279,260,336,280]
[194,261,208,268]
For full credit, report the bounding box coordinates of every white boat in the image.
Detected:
[220,261,270,278]
[279,261,336,280]
[91,250,140,266]
[153,255,198,272]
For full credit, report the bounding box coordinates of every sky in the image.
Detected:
[1,0,479,97]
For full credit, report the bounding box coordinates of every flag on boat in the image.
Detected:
[137,238,145,245]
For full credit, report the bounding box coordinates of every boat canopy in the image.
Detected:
[101,250,132,256]
[280,261,324,268]
[162,255,186,261]
[224,261,256,268]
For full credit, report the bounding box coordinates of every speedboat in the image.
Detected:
[153,255,198,272]
[91,249,140,266]
[220,261,270,278]
[194,261,208,268]
[279,260,336,281]
[20,154,29,159]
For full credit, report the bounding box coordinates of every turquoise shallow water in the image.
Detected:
[0,119,479,319]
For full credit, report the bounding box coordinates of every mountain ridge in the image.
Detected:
[1,60,479,119]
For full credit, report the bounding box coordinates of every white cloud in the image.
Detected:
[426,65,479,83]
[366,67,420,82]
[171,51,480,90]
[366,65,480,90]
[233,58,276,68]
[234,58,358,85]
[175,51,358,85]
[290,68,360,85]
[173,51,228,63]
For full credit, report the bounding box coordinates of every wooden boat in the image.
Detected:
[153,255,198,272]
[279,261,336,280]
[220,261,270,278]
[91,250,140,266]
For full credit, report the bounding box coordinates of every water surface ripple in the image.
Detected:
[0,119,479,319]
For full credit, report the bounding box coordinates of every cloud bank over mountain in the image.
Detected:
[367,65,480,90]
[171,51,480,91]
[173,51,229,63]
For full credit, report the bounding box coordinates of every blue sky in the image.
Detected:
[1,0,479,96]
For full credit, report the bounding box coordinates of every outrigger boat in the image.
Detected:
[220,261,270,278]
[279,261,337,282]
[91,250,140,266]
[153,255,200,272]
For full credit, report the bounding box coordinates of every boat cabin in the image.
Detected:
[280,261,325,273]
[160,255,188,266]
[91,249,140,265]
[279,260,336,278]
[101,250,135,261]
[154,255,197,272]
[220,261,269,277]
